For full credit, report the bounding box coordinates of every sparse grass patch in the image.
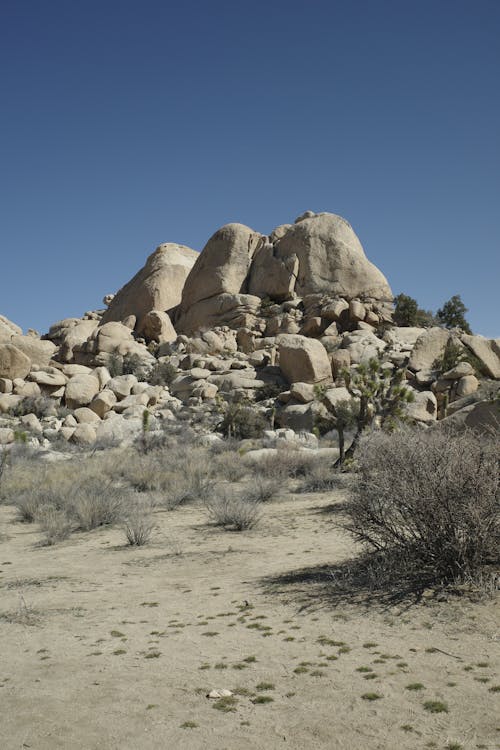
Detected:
[423,700,448,713]
[251,695,274,704]
[255,682,275,691]
[361,692,382,701]
[406,682,425,691]
[212,696,238,712]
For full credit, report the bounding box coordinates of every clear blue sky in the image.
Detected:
[1,0,499,337]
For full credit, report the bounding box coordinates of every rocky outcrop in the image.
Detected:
[100,243,198,334]
[275,213,393,300]
[0,344,31,380]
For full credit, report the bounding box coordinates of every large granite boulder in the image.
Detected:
[100,243,198,330]
[278,334,332,385]
[0,343,31,380]
[0,315,22,342]
[408,327,451,374]
[461,334,500,379]
[11,334,56,368]
[274,213,392,300]
[175,224,263,332]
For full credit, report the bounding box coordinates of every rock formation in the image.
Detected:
[0,212,498,451]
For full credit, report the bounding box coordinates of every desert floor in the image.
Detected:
[1,480,499,750]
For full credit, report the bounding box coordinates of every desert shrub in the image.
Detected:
[149,360,178,386]
[347,427,499,583]
[122,353,151,381]
[244,476,280,503]
[205,490,261,530]
[0,449,8,489]
[257,449,316,481]
[301,462,339,492]
[69,478,124,531]
[10,395,57,419]
[14,490,60,523]
[122,498,154,545]
[212,451,247,482]
[216,395,268,439]
[36,504,73,545]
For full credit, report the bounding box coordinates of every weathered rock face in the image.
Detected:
[408,327,451,374]
[175,224,263,333]
[10,335,56,368]
[275,213,393,300]
[0,315,22,342]
[0,344,31,380]
[100,243,198,331]
[461,334,500,379]
[248,242,299,301]
[278,334,332,385]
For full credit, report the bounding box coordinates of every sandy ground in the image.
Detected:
[0,485,499,750]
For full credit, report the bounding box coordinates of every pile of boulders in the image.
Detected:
[0,211,498,450]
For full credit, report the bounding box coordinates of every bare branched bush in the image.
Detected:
[122,498,154,546]
[205,490,261,531]
[36,504,73,545]
[14,488,66,523]
[347,427,500,583]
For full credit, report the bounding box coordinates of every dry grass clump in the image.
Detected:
[300,461,338,493]
[69,478,124,531]
[244,476,281,503]
[257,448,316,481]
[122,497,155,546]
[35,504,73,545]
[205,489,261,531]
[212,451,247,482]
[347,426,499,584]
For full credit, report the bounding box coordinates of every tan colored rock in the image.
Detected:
[106,374,137,400]
[248,241,298,301]
[405,390,437,423]
[60,426,76,441]
[29,369,67,387]
[408,327,451,373]
[275,213,392,300]
[456,374,479,397]
[323,386,353,413]
[137,310,177,344]
[0,394,21,413]
[74,407,101,424]
[321,299,349,322]
[278,334,332,385]
[0,344,31,380]
[442,361,474,380]
[299,317,323,337]
[20,413,43,434]
[93,366,112,390]
[365,310,380,326]
[290,382,316,403]
[176,293,260,335]
[179,224,262,311]
[70,423,97,445]
[330,349,351,377]
[10,335,56,368]
[461,334,500,379]
[60,364,93,377]
[47,319,99,362]
[341,330,386,364]
[269,224,292,242]
[89,390,117,418]
[191,381,218,399]
[14,381,41,398]
[100,243,198,329]
[113,393,149,414]
[91,322,134,354]
[0,427,15,444]
[0,315,22,342]
[0,378,13,393]
[349,300,366,322]
[65,374,100,409]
